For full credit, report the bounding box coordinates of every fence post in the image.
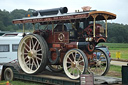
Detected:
[6,81,9,85]
[116,51,121,59]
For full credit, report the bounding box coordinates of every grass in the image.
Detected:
[0,80,43,85]
[109,65,121,73]
[107,65,122,78]
[98,43,128,60]
[98,43,128,48]
[110,48,128,60]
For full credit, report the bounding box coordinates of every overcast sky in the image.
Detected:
[0,0,128,25]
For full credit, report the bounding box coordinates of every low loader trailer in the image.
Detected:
[0,63,121,85]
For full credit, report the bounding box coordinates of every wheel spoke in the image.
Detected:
[24,46,29,52]
[78,59,84,63]
[37,49,42,52]
[67,61,71,64]
[68,57,73,62]
[70,67,74,74]
[26,59,30,64]
[24,56,28,60]
[94,65,98,74]
[71,52,75,61]
[31,38,34,47]
[37,54,42,56]
[74,52,77,61]
[33,41,38,50]
[36,43,40,50]
[75,68,80,76]
[29,39,32,50]
[99,65,103,73]
[73,68,75,76]
[33,59,38,68]
[78,56,82,61]
[76,66,82,73]
[67,65,71,69]
[31,59,34,70]
[24,42,30,50]
[23,53,28,55]
[36,56,42,61]
[36,58,39,66]
[29,59,31,68]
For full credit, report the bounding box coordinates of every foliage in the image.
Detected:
[0,9,33,31]
[0,9,128,43]
[107,23,128,43]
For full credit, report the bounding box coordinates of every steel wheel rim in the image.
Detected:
[63,49,85,79]
[18,35,43,74]
[89,49,108,75]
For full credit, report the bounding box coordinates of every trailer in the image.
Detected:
[1,62,121,85]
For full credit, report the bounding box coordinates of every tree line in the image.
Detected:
[0,9,128,43]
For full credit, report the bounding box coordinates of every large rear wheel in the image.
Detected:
[18,34,48,74]
[63,49,88,79]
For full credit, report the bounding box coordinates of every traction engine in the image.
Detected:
[12,7,116,79]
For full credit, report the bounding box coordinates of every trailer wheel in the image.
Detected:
[48,65,63,72]
[4,68,13,81]
[63,49,88,79]
[89,48,110,76]
[18,34,48,74]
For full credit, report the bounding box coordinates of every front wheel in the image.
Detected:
[89,48,110,76]
[63,49,88,79]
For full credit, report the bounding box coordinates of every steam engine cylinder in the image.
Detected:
[32,7,68,16]
[78,42,89,49]
[78,42,95,53]
[66,42,95,53]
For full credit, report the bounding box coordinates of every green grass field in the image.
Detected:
[98,43,128,60]
[106,65,122,78]
[0,80,42,85]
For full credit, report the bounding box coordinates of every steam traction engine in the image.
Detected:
[12,7,116,79]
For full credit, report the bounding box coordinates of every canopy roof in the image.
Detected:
[88,11,116,21]
[12,11,116,24]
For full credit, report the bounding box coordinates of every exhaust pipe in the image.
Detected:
[32,7,68,16]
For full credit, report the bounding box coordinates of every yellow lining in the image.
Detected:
[89,11,116,19]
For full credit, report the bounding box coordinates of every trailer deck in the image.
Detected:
[2,63,122,85]
[14,70,80,85]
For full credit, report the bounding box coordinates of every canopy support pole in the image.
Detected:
[91,14,98,38]
[32,23,35,32]
[23,23,25,33]
[103,15,109,37]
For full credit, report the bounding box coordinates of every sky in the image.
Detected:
[0,0,128,25]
